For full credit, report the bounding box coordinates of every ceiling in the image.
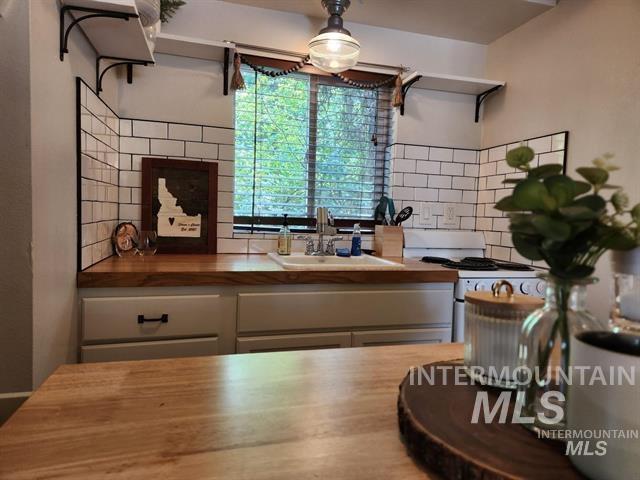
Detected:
[220,0,556,44]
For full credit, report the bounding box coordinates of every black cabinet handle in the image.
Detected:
[137,314,169,324]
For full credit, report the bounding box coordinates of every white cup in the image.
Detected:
[567,332,640,479]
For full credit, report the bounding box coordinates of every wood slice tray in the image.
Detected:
[397,361,584,479]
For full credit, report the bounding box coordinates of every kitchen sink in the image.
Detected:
[267,252,405,270]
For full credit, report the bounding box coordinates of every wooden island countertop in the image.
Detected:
[0,344,462,480]
[77,254,458,288]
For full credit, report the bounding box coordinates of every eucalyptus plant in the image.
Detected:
[496,147,640,280]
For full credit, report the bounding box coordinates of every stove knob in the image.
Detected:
[519,282,530,294]
[536,281,546,295]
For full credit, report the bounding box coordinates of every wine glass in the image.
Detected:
[136,230,158,256]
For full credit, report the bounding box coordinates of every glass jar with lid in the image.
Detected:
[464,280,543,389]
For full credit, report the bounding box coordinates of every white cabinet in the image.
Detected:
[237,332,351,354]
[80,291,236,362]
[351,328,451,347]
[237,284,452,334]
[79,282,454,361]
[81,337,219,363]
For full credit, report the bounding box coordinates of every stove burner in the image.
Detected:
[420,256,450,264]
[421,256,534,272]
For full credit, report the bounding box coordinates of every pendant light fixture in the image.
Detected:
[308,0,360,73]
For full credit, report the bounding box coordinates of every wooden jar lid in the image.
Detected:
[465,280,544,312]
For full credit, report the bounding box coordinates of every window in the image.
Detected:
[234,64,391,230]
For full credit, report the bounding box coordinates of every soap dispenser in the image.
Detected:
[277,214,292,255]
[351,223,362,256]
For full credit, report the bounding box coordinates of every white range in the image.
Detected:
[403,230,546,342]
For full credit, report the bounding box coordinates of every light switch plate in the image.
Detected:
[440,203,459,229]
[418,203,437,228]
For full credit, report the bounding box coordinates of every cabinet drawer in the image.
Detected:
[82,295,233,342]
[81,337,218,363]
[237,332,351,354]
[237,287,452,334]
[352,328,452,347]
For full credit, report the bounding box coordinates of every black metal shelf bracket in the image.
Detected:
[223,47,230,96]
[96,56,152,94]
[60,5,139,61]
[399,75,422,116]
[475,85,503,123]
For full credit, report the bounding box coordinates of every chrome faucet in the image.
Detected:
[315,207,339,255]
[297,207,341,256]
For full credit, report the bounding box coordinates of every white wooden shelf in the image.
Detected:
[401,71,505,121]
[154,33,235,62]
[402,71,505,96]
[61,0,154,62]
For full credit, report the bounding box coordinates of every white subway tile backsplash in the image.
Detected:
[453,149,477,164]
[441,162,464,176]
[460,217,476,230]
[415,188,439,201]
[416,160,440,175]
[464,164,479,177]
[218,207,234,223]
[394,158,416,173]
[404,173,428,188]
[486,174,505,190]
[527,135,552,154]
[438,189,462,203]
[186,142,218,159]
[427,175,452,189]
[217,238,248,253]
[218,192,234,208]
[169,123,202,141]
[539,150,564,166]
[120,137,149,154]
[489,145,507,162]
[119,204,141,221]
[203,127,234,145]
[452,177,476,190]
[119,119,132,136]
[393,187,415,200]
[218,144,235,161]
[151,138,184,156]
[131,188,141,204]
[429,147,453,162]
[133,120,167,138]
[119,187,131,204]
[551,133,566,151]
[404,145,429,160]
[462,190,477,204]
[120,171,141,187]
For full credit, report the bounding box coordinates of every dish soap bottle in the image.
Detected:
[351,223,362,256]
[277,214,292,255]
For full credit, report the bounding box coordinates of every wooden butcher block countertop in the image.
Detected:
[0,344,462,480]
[77,254,458,288]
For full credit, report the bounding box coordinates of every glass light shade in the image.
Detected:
[308,32,360,73]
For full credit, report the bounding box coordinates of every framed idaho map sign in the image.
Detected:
[141,158,218,254]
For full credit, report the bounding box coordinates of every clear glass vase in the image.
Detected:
[515,275,600,434]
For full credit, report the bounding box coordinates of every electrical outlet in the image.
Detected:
[440,203,459,228]
[418,203,437,228]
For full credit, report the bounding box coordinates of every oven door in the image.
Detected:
[453,298,465,343]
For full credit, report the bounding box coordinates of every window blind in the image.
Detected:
[234,64,392,230]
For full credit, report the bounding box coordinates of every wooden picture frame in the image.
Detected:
[141,158,218,254]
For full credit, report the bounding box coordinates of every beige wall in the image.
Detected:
[29,0,119,387]
[482,0,640,319]
[0,0,33,394]
[122,0,487,147]
[1,0,120,400]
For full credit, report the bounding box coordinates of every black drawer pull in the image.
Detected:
[137,314,169,324]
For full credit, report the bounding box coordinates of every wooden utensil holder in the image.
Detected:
[374,225,404,257]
